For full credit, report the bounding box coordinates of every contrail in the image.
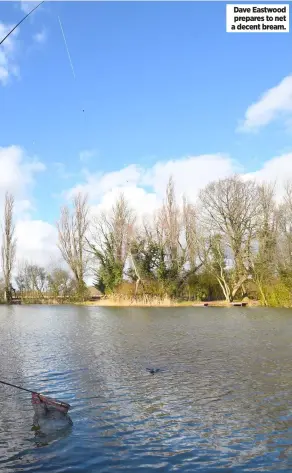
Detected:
[58,15,76,79]
[0,1,44,46]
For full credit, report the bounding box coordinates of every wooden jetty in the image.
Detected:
[11,299,21,305]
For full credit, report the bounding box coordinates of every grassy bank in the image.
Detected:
[78,296,191,307]
[1,294,261,307]
[77,296,260,308]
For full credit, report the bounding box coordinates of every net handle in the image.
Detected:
[0,379,70,409]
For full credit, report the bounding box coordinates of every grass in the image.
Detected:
[79,295,186,307]
[77,295,260,308]
[2,292,260,308]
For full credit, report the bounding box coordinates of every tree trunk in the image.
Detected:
[130,251,144,299]
[217,277,231,303]
[231,275,248,301]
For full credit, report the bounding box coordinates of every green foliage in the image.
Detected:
[47,268,75,299]
[129,238,161,279]
[128,237,188,299]
[94,262,123,295]
[90,234,124,295]
[264,282,292,307]
[75,279,89,301]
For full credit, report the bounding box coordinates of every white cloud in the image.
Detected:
[15,220,60,269]
[141,154,241,201]
[79,149,97,162]
[0,22,19,85]
[65,150,292,218]
[66,154,238,215]
[243,153,292,200]
[33,28,47,44]
[67,163,142,202]
[92,185,159,218]
[0,146,57,271]
[20,1,39,14]
[0,146,45,211]
[0,5,45,86]
[238,75,292,132]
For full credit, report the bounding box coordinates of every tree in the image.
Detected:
[250,183,278,305]
[28,264,47,296]
[128,179,208,300]
[277,180,292,271]
[1,192,16,303]
[88,193,135,294]
[128,227,162,297]
[205,233,234,302]
[199,175,259,302]
[15,262,47,297]
[0,277,5,301]
[149,177,186,297]
[178,196,209,298]
[57,192,89,300]
[47,268,76,300]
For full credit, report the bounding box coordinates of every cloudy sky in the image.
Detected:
[1,1,292,268]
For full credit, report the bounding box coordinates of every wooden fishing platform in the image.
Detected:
[192,301,248,308]
[11,298,21,305]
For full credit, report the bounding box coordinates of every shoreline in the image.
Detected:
[5,298,292,308]
[76,299,261,308]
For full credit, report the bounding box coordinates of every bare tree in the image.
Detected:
[28,264,47,297]
[128,179,206,299]
[250,183,278,305]
[199,175,259,302]
[160,177,181,263]
[15,261,47,297]
[205,233,233,302]
[88,193,135,293]
[57,192,89,299]
[182,196,208,273]
[47,267,76,300]
[1,192,16,302]
[277,180,292,270]
[156,177,185,279]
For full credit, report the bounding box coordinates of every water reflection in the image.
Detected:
[0,306,291,472]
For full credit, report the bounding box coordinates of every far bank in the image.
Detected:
[76,298,261,308]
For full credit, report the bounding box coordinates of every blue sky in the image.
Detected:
[1,1,292,266]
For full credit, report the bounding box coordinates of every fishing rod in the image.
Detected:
[0,378,43,394]
[0,1,44,47]
[0,378,71,412]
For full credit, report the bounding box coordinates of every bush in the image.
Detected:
[264,282,292,307]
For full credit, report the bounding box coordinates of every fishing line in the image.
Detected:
[58,15,76,79]
[0,1,44,46]
[0,1,44,152]
[57,12,87,126]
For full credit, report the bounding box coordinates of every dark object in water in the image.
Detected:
[146,368,160,374]
[0,379,71,414]
[232,302,248,307]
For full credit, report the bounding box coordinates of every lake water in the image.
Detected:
[0,305,291,472]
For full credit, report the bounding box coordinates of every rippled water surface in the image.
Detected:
[0,305,291,472]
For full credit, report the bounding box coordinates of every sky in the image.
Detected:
[1,0,292,270]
